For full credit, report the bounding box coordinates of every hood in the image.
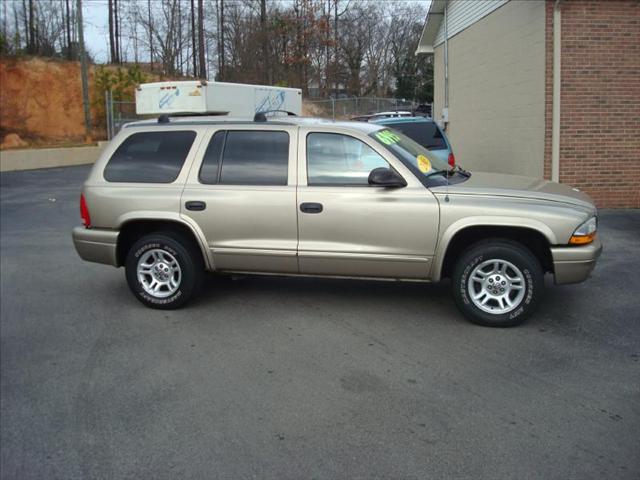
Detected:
[436,171,596,210]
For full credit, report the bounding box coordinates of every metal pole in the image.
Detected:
[109,91,114,139]
[443,1,449,124]
[111,92,114,138]
[105,91,110,139]
[331,97,335,120]
[551,0,563,182]
[77,0,92,141]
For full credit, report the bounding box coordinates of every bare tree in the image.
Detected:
[197,0,206,78]
[219,0,225,80]
[190,0,198,76]
[114,0,120,62]
[147,0,153,70]
[77,0,91,137]
[108,0,115,62]
[65,0,72,59]
[260,0,268,84]
[28,0,35,53]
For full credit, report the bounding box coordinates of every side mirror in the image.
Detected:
[368,167,407,188]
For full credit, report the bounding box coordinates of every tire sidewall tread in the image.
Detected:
[125,232,203,310]
[452,239,543,327]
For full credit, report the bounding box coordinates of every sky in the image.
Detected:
[84,0,117,63]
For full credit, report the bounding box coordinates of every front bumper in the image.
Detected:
[551,237,602,285]
[72,226,119,267]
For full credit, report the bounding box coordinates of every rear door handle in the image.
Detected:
[185,201,206,211]
[300,202,323,214]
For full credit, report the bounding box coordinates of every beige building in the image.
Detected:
[417,0,640,208]
[419,0,546,178]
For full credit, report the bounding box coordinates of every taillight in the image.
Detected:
[80,193,91,228]
[448,152,456,168]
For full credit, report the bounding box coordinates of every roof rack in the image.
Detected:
[253,110,298,122]
[157,111,229,123]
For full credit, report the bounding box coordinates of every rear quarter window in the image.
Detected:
[391,122,447,150]
[104,130,196,183]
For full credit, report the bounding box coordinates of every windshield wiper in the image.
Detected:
[425,168,453,179]
[453,165,471,177]
[425,165,471,179]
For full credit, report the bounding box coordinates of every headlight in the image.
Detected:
[570,217,597,245]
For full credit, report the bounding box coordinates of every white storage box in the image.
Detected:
[135,81,302,117]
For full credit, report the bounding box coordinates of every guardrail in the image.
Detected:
[0,143,106,172]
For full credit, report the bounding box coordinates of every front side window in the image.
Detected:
[214,130,289,186]
[307,132,389,186]
[104,131,196,183]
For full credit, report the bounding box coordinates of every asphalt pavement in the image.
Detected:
[1,165,639,479]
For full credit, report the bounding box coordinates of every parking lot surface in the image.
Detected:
[1,165,639,479]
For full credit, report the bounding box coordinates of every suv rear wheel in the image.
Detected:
[452,239,543,327]
[125,232,203,309]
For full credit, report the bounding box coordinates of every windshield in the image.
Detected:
[389,122,448,150]
[369,128,450,176]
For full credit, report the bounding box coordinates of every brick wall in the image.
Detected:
[545,0,640,208]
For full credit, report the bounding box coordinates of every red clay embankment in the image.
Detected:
[0,57,101,145]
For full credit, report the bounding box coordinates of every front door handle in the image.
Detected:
[185,201,206,211]
[300,202,323,214]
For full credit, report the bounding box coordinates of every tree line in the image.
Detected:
[0,0,433,102]
[1,0,81,60]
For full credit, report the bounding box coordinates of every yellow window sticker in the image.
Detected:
[375,130,401,145]
[417,154,431,173]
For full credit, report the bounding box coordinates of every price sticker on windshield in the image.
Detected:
[375,130,401,145]
[417,154,432,173]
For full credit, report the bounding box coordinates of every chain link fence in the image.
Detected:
[305,97,429,120]
[105,92,144,140]
[104,93,432,139]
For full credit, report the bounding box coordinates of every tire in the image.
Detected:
[125,231,204,309]
[451,239,544,327]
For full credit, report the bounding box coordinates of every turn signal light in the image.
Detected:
[448,152,456,167]
[569,233,596,245]
[569,217,597,245]
[80,193,91,228]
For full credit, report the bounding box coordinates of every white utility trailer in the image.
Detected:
[135,80,302,117]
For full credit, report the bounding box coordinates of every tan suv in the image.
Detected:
[72,116,602,327]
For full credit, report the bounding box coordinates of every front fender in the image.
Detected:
[431,216,557,281]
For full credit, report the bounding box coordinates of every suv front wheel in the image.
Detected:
[452,240,544,327]
[125,232,203,309]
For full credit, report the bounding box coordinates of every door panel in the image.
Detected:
[181,126,298,273]
[297,127,439,279]
[297,186,438,278]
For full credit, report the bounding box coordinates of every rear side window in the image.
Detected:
[198,131,226,184]
[104,131,196,183]
[390,122,447,150]
[200,130,289,185]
